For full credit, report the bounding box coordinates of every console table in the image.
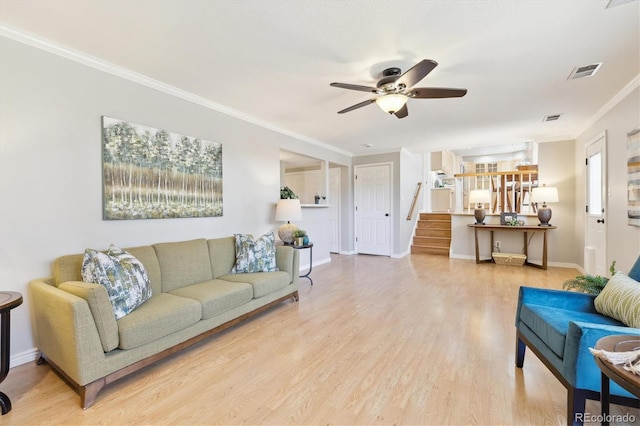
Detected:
[467,224,556,270]
[1,291,22,415]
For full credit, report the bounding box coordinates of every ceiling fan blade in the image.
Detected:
[394,104,408,119]
[395,59,438,89]
[330,82,378,93]
[408,87,468,98]
[337,98,376,114]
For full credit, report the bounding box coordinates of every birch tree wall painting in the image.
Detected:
[102,116,223,220]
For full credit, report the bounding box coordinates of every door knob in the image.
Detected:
[597,219,605,224]
[385,213,389,217]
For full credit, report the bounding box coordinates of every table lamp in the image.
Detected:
[469,189,491,225]
[275,199,303,244]
[530,185,558,226]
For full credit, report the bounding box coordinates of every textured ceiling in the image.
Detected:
[1,0,638,157]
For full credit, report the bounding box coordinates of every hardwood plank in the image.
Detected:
[3,254,638,425]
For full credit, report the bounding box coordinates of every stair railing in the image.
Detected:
[406,182,423,220]
[453,170,538,214]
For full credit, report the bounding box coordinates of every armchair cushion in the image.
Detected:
[519,304,623,359]
[628,255,640,281]
[594,272,640,328]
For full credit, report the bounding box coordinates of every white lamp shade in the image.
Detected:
[375,94,408,114]
[275,199,303,222]
[469,189,491,204]
[530,187,559,204]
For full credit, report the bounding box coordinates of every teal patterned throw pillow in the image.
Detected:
[81,245,152,319]
[232,232,278,273]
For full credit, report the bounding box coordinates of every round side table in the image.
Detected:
[593,334,640,426]
[0,291,23,415]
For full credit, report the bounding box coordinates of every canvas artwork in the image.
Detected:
[102,116,223,220]
[628,128,640,227]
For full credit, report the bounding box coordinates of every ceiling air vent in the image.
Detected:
[543,114,562,122]
[568,63,602,80]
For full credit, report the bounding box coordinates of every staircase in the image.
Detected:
[411,213,451,256]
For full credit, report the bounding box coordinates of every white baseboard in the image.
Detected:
[391,250,410,259]
[11,347,39,368]
[299,256,331,272]
[450,254,581,270]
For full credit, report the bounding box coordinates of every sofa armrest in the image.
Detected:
[276,245,299,285]
[29,278,107,386]
[59,281,119,352]
[563,321,640,391]
[516,287,597,326]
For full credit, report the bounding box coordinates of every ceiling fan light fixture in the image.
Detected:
[375,94,408,114]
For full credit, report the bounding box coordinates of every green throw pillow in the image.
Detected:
[81,245,153,319]
[594,272,640,328]
[231,232,278,274]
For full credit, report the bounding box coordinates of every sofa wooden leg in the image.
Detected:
[36,352,46,365]
[80,378,106,409]
[568,388,586,426]
[516,337,526,368]
[292,291,299,302]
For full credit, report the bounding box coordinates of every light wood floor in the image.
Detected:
[3,254,639,425]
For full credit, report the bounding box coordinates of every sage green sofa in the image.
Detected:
[29,237,299,409]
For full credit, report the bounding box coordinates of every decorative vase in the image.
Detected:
[303,236,309,245]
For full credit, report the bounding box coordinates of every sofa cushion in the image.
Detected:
[59,281,119,352]
[53,253,85,286]
[123,245,162,295]
[117,293,201,350]
[231,232,278,274]
[220,271,291,298]
[519,304,624,359]
[208,237,237,278]
[81,245,153,320]
[153,239,213,292]
[169,280,253,320]
[595,272,640,328]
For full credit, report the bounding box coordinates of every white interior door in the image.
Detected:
[355,164,391,256]
[585,133,607,276]
[328,167,341,253]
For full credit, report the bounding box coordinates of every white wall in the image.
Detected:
[0,36,348,365]
[574,87,640,272]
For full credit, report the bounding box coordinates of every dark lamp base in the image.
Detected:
[537,206,552,226]
[474,208,486,225]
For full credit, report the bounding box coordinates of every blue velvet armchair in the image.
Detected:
[515,258,640,426]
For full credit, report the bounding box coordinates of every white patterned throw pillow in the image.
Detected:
[231,232,278,273]
[594,272,640,328]
[81,245,153,319]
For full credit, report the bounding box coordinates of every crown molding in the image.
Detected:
[0,25,353,158]
[577,74,640,138]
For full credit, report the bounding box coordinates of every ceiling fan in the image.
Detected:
[330,59,467,119]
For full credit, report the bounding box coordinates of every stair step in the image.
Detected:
[413,236,451,247]
[417,220,451,229]
[415,228,451,238]
[411,245,450,256]
[419,213,451,221]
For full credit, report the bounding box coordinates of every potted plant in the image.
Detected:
[292,229,307,246]
[280,186,298,199]
[562,261,616,295]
